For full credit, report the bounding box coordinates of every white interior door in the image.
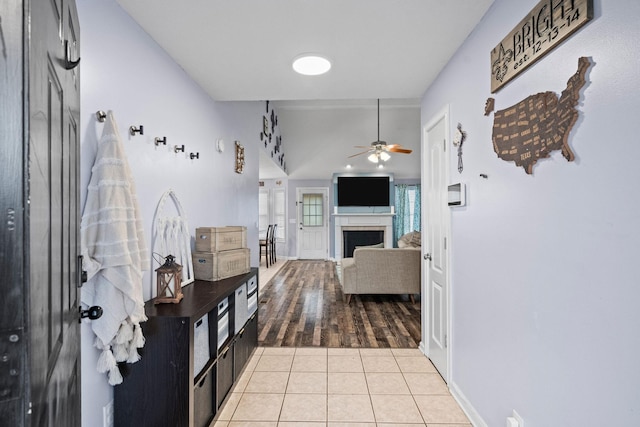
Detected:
[422,107,450,381]
[297,187,329,259]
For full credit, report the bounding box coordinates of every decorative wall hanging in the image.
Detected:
[452,123,466,174]
[270,110,276,133]
[235,141,245,173]
[260,100,287,174]
[488,56,591,174]
[490,0,593,93]
[152,189,195,292]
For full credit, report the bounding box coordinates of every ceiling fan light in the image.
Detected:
[379,151,390,161]
[292,54,331,76]
[367,153,379,163]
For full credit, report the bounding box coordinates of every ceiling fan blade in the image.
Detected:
[389,148,413,154]
[387,145,413,154]
[353,145,373,149]
[348,149,372,158]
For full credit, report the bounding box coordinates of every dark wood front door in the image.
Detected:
[0,0,81,425]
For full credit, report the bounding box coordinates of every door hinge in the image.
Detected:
[77,255,87,287]
[444,334,448,348]
[444,237,447,250]
[443,140,446,151]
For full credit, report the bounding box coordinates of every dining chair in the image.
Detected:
[259,224,273,267]
[270,224,277,265]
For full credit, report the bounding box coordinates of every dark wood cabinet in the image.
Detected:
[114,269,258,427]
[216,344,234,408]
[234,313,258,379]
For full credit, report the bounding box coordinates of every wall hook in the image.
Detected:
[129,125,144,136]
[480,173,488,179]
[174,145,185,153]
[64,40,81,70]
[96,110,106,123]
[190,152,200,160]
[154,137,167,146]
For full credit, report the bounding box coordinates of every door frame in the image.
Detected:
[420,105,452,381]
[296,187,330,259]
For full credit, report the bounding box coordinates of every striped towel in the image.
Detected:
[81,110,149,385]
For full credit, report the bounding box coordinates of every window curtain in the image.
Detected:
[393,184,410,247]
[413,184,421,231]
[393,184,421,247]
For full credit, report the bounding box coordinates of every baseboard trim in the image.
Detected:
[449,380,487,427]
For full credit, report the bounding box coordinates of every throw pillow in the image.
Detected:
[355,242,384,249]
[398,231,421,248]
[409,231,421,247]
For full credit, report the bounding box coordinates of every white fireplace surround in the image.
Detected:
[333,213,394,260]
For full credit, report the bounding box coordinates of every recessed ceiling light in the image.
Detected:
[292,54,331,76]
[346,164,352,169]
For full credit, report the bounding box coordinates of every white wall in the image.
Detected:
[78,1,262,425]
[420,0,640,426]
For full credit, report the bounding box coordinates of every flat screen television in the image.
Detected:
[337,176,390,207]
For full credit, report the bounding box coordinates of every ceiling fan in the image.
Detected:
[349,99,413,163]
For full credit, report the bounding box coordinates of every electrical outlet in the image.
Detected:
[512,409,524,427]
[103,400,114,427]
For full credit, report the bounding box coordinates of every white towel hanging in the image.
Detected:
[80,110,149,385]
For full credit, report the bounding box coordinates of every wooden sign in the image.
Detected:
[490,0,593,93]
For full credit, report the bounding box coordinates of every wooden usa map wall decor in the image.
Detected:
[486,56,591,174]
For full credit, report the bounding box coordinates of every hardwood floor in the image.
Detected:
[258,260,421,348]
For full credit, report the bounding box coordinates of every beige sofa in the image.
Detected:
[341,247,421,303]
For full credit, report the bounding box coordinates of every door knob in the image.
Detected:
[424,253,432,261]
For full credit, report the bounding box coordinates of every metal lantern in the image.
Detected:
[154,255,184,304]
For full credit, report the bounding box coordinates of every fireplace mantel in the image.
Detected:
[333,212,395,260]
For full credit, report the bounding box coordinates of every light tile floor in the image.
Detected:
[214,347,471,427]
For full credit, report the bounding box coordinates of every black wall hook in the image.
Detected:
[79,305,103,323]
[129,125,144,136]
[190,152,200,160]
[154,136,167,146]
[174,145,185,153]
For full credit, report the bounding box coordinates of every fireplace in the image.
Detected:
[333,213,394,260]
[343,230,384,258]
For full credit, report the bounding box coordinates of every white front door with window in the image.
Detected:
[422,106,451,381]
[297,187,329,259]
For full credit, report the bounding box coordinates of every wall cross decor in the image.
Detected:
[453,123,466,174]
